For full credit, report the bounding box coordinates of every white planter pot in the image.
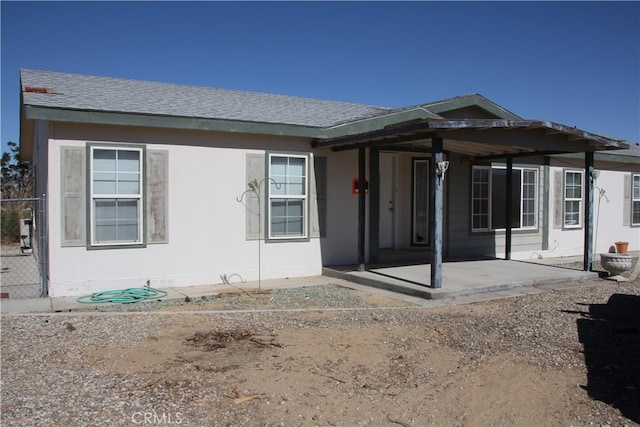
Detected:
[600,253,634,277]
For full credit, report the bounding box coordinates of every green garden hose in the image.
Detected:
[76,286,168,304]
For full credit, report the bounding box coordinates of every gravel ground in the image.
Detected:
[2,279,639,426]
[68,285,378,313]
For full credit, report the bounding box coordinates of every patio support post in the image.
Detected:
[584,151,594,271]
[358,147,366,272]
[369,148,380,264]
[430,137,444,288]
[505,156,513,260]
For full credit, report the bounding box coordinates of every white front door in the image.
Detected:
[379,153,396,248]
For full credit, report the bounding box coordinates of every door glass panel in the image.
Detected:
[413,160,429,245]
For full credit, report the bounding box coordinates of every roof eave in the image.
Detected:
[553,150,640,164]
[22,104,443,141]
[21,106,632,156]
[312,118,631,153]
[22,106,325,139]
[317,107,440,139]
[425,119,630,150]
[19,95,35,161]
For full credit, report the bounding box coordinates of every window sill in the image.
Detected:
[87,243,147,250]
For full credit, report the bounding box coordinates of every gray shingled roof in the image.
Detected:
[600,142,640,158]
[20,69,398,128]
[20,69,636,160]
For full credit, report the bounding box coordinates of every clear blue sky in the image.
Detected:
[2,1,639,155]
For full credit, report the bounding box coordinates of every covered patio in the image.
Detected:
[324,259,600,300]
[314,118,629,291]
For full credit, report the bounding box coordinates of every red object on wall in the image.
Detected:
[24,86,53,94]
[352,178,369,195]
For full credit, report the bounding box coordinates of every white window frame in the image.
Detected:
[89,145,144,247]
[471,166,490,231]
[267,153,309,241]
[563,170,583,229]
[633,173,640,226]
[521,169,538,228]
[471,165,538,232]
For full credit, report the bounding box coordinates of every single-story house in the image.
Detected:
[19,69,639,297]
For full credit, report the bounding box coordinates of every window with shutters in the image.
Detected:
[564,170,583,228]
[89,145,144,246]
[267,153,308,240]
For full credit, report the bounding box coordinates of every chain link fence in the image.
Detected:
[1,197,47,298]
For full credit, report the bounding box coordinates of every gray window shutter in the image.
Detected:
[310,156,327,238]
[245,153,265,240]
[146,150,169,243]
[553,170,563,229]
[61,146,86,247]
[623,174,631,226]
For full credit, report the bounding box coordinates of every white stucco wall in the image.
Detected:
[558,168,640,256]
[318,149,365,265]
[45,124,325,296]
[38,121,640,296]
[512,166,639,261]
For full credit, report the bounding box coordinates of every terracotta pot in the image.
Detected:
[615,241,629,254]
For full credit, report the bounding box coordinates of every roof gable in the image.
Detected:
[420,93,522,120]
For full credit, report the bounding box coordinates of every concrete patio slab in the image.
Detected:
[324,259,600,299]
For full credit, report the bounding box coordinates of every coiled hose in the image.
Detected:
[76,286,168,304]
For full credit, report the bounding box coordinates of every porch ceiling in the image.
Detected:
[313,119,630,158]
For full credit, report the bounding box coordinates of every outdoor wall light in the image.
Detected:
[436,160,449,179]
[590,170,600,181]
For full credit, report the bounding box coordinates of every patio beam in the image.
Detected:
[474,150,567,161]
[373,145,434,153]
[430,137,444,288]
[330,131,435,152]
[434,127,596,152]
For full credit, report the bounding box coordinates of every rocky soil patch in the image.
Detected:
[2,279,639,426]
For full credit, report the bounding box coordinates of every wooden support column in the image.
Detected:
[369,148,380,264]
[430,137,444,288]
[505,156,513,260]
[584,151,594,271]
[358,147,366,272]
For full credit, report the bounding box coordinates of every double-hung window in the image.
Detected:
[90,145,144,246]
[564,170,583,228]
[521,169,537,228]
[267,153,308,240]
[633,174,640,226]
[472,167,490,230]
[471,165,538,231]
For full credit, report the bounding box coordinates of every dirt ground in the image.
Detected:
[88,284,639,425]
[2,278,640,426]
